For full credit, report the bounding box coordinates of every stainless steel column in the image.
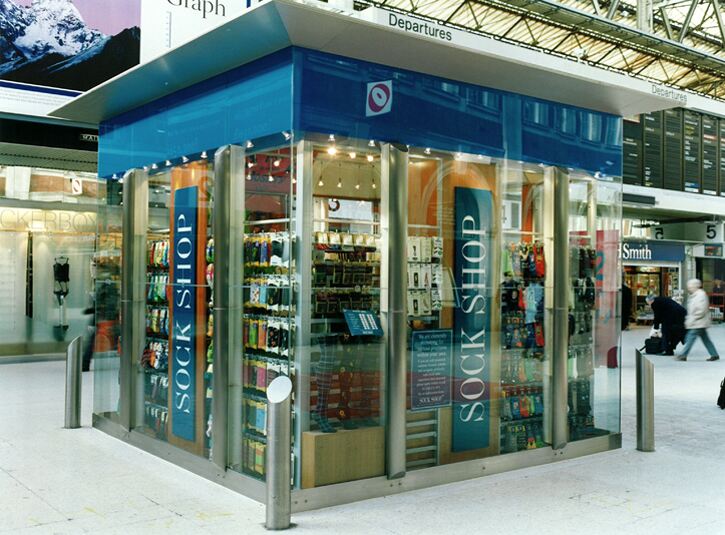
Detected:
[636,349,655,452]
[64,336,82,429]
[266,376,293,530]
[381,143,408,480]
[294,139,314,486]
[551,168,570,449]
[120,168,149,431]
[212,145,245,470]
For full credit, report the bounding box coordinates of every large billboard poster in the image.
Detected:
[0,0,141,116]
[140,0,261,63]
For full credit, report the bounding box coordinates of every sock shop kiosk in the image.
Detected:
[51,0,677,511]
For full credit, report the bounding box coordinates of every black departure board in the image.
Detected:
[702,115,718,195]
[663,109,683,190]
[683,111,702,192]
[623,119,642,185]
[643,111,663,188]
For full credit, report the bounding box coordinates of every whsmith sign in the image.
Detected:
[620,241,685,263]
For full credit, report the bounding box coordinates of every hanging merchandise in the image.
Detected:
[500,240,547,453]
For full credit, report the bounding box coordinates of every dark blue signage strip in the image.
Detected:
[343,309,383,337]
[452,187,493,452]
[621,241,685,263]
[172,186,199,442]
[411,330,452,411]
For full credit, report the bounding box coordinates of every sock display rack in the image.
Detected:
[405,227,444,471]
[143,236,171,439]
[568,242,597,440]
[499,238,547,453]
[241,228,294,479]
[240,150,295,480]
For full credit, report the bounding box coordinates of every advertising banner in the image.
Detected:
[452,187,493,452]
[411,329,452,411]
[171,185,198,442]
[0,0,141,116]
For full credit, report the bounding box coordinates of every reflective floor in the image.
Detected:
[1,327,725,534]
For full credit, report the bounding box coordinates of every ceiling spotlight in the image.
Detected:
[355,180,360,190]
[282,131,291,140]
[367,154,374,162]
[328,134,336,142]
[368,139,375,147]
[349,152,356,159]
[112,174,118,180]
[372,178,377,190]
[424,148,431,155]
[247,160,255,168]
[246,140,254,149]
[246,174,252,180]
[327,146,338,156]
[318,177,324,187]
[273,159,281,167]
[182,156,189,163]
[151,163,158,170]
[165,160,172,166]
[201,151,208,159]
[337,177,342,188]
[268,175,274,182]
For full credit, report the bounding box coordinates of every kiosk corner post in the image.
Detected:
[265,376,293,530]
[64,336,82,429]
[636,349,655,452]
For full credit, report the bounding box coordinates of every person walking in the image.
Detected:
[676,278,720,362]
[646,294,686,355]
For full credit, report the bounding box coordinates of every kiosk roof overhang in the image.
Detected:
[50,0,682,124]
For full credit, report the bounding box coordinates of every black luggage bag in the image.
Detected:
[643,337,663,355]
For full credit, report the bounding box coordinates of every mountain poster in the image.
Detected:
[0,0,140,92]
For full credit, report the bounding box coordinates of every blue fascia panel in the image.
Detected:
[99,49,295,178]
[292,48,622,177]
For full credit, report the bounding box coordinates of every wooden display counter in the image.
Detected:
[301,426,384,488]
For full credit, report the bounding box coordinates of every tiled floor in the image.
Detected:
[2,326,725,534]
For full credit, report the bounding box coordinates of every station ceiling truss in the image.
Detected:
[356,0,725,102]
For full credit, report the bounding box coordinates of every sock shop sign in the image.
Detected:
[453,187,493,451]
[172,186,199,442]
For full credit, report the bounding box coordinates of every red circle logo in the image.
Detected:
[368,83,391,113]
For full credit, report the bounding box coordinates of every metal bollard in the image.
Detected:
[636,349,655,452]
[265,376,293,530]
[64,336,82,429]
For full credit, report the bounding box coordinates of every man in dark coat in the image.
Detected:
[646,295,686,355]
[621,283,633,330]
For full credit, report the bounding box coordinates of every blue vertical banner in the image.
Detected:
[171,186,199,442]
[452,187,493,452]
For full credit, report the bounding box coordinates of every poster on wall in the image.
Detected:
[0,0,141,116]
[452,187,493,452]
[411,329,452,411]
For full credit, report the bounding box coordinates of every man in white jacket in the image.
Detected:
[676,279,720,361]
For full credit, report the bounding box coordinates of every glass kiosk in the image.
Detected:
[85,46,623,509]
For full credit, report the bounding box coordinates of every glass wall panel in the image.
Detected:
[405,151,551,468]
[93,181,123,420]
[139,158,214,458]
[296,136,386,488]
[237,139,295,480]
[566,172,622,440]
